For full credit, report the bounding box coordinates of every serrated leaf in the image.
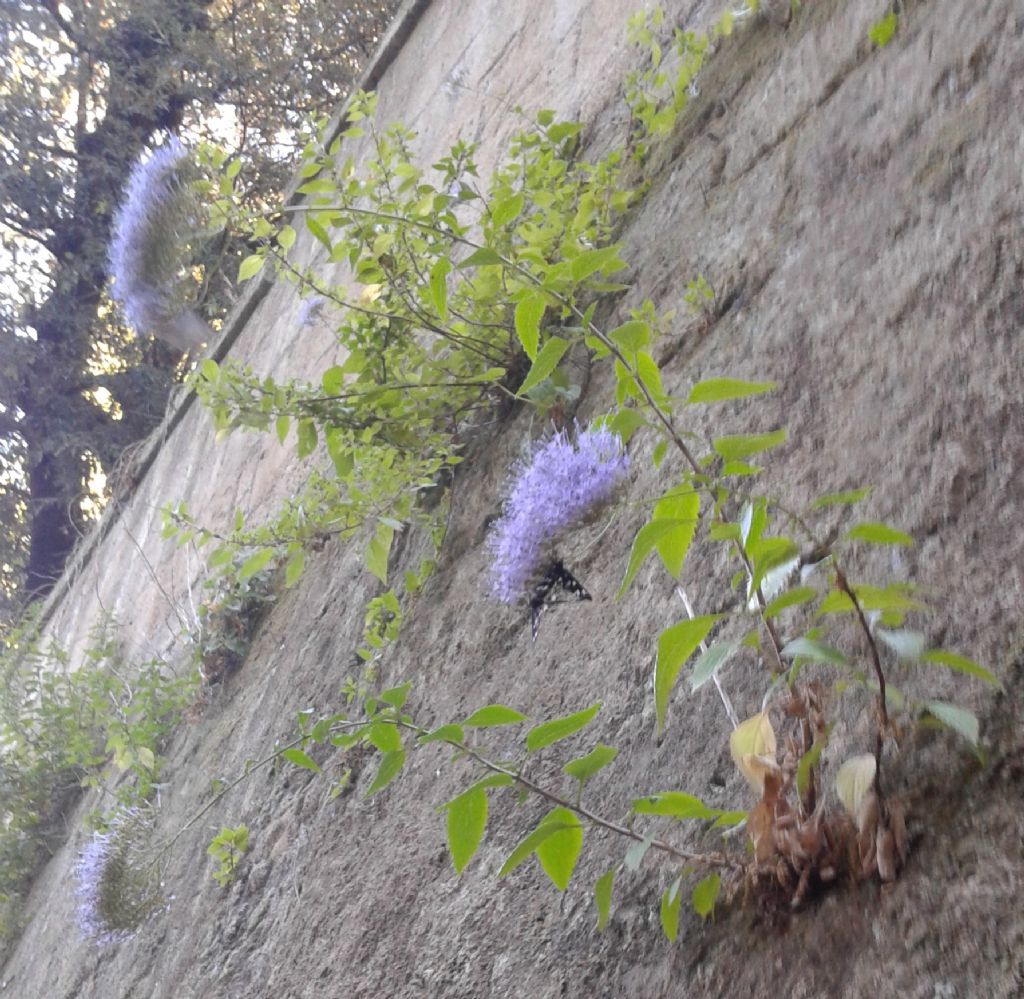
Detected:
[713,429,786,462]
[514,293,545,360]
[305,216,331,250]
[686,378,776,404]
[607,319,649,354]
[282,747,320,773]
[365,749,405,796]
[923,701,979,748]
[296,418,317,458]
[922,650,1000,687]
[277,224,296,251]
[660,877,683,941]
[655,616,722,733]
[633,792,717,820]
[876,628,926,660]
[284,550,305,588]
[463,704,527,728]
[238,253,264,281]
[380,682,411,709]
[418,723,465,745]
[691,873,720,918]
[809,487,871,509]
[690,640,739,691]
[781,636,847,665]
[238,548,274,583]
[763,586,817,618]
[445,787,487,874]
[491,192,524,228]
[458,245,503,269]
[570,245,626,282]
[365,521,394,585]
[517,336,569,395]
[653,490,700,579]
[526,703,600,752]
[535,807,583,890]
[563,743,619,783]
[594,869,614,930]
[429,258,451,321]
[617,517,697,598]
[845,522,913,546]
[835,753,876,815]
[499,813,577,879]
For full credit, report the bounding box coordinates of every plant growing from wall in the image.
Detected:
[137,2,996,941]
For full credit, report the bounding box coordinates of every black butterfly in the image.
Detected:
[528,559,592,641]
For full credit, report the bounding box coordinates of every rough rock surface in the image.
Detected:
[4,0,1024,996]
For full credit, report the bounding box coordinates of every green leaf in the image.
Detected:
[277,224,296,251]
[491,192,524,228]
[499,812,577,879]
[876,629,926,660]
[282,747,320,773]
[809,487,871,509]
[445,787,487,874]
[305,216,331,250]
[922,650,1000,687]
[633,792,717,820]
[535,807,583,890]
[380,682,411,708]
[762,586,817,618]
[923,701,979,748]
[463,704,527,728]
[563,744,619,783]
[275,413,290,445]
[690,640,739,691]
[818,584,925,617]
[713,429,786,462]
[844,522,913,546]
[609,408,648,442]
[653,490,700,579]
[458,246,504,269]
[418,723,465,745]
[635,351,665,403]
[296,418,317,458]
[691,873,720,918]
[780,636,847,666]
[238,547,274,583]
[711,810,748,829]
[868,11,897,46]
[284,549,305,588]
[365,521,394,585]
[365,749,405,796]
[570,245,626,282]
[660,876,683,941]
[429,258,451,321]
[607,319,649,354]
[686,378,776,404]
[514,293,546,360]
[655,616,722,733]
[616,518,695,598]
[526,703,600,752]
[594,869,614,930]
[517,336,569,396]
[365,722,401,753]
[238,253,264,281]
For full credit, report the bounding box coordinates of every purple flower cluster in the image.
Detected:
[108,137,209,350]
[487,424,629,602]
[73,807,161,946]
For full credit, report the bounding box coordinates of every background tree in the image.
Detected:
[0,0,399,616]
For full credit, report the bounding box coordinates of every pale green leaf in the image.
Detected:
[655,616,722,733]
[594,869,614,930]
[526,703,600,752]
[660,877,682,941]
[445,787,487,874]
[562,744,619,783]
[686,378,776,404]
[517,337,569,396]
[781,636,847,666]
[463,705,527,728]
[690,640,739,691]
[691,873,720,918]
[282,748,320,773]
[514,293,545,360]
[845,522,913,546]
[923,701,979,748]
[238,548,274,583]
[633,791,717,820]
[713,429,786,462]
[535,807,583,890]
[922,650,1000,687]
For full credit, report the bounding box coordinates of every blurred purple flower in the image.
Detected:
[108,137,211,350]
[487,424,628,602]
[74,807,161,945]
